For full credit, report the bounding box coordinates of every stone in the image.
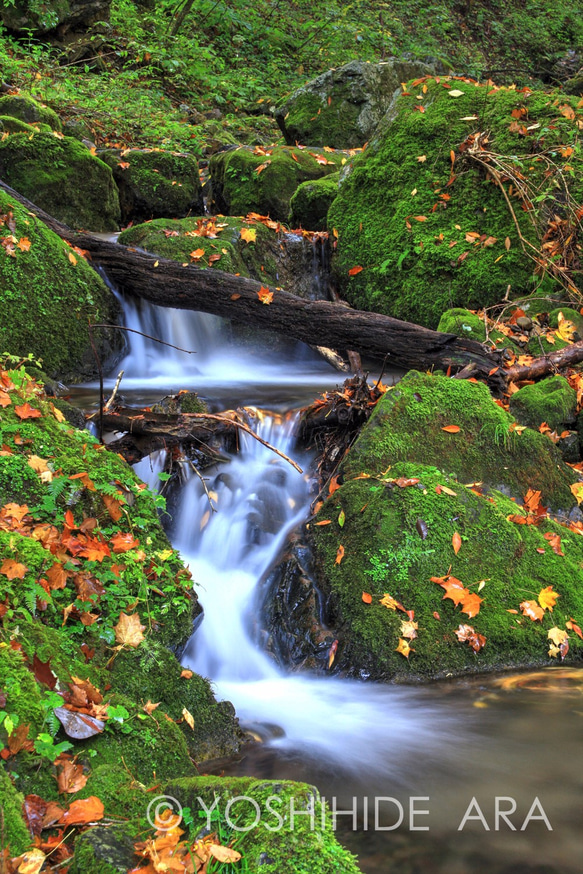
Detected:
[289,171,340,230]
[275,58,437,149]
[0,93,61,130]
[100,148,203,224]
[509,375,578,431]
[1,0,111,36]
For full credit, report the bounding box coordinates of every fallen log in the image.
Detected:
[0,180,503,380]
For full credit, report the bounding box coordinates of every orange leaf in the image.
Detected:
[452,532,462,555]
[60,796,104,825]
[413,215,427,222]
[328,474,341,495]
[520,600,544,621]
[190,248,205,259]
[335,544,345,565]
[566,618,583,639]
[543,532,564,556]
[110,532,139,553]
[441,424,460,433]
[230,293,241,300]
[14,402,41,420]
[0,390,11,407]
[57,759,88,794]
[0,558,27,580]
[362,592,373,604]
[240,227,257,244]
[257,286,273,305]
[454,623,486,652]
[314,519,332,526]
[16,237,31,252]
[348,265,363,275]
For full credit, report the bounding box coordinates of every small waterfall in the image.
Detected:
[178,410,465,776]
[132,449,167,493]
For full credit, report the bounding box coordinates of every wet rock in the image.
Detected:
[70,824,137,874]
[275,58,437,149]
[289,172,340,231]
[558,430,580,464]
[0,93,61,130]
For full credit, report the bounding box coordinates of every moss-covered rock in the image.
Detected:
[276,58,436,149]
[209,145,345,222]
[0,0,111,35]
[165,776,362,874]
[328,79,583,327]
[289,171,340,230]
[0,644,45,735]
[118,214,281,284]
[0,769,31,855]
[0,115,42,134]
[509,375,578,431]
[110,641,243,761]
[100,148,203,224]
[345,371,579,510]
[0,132,120,231]
[310,461,583,681]
[0,93,61,130]
[69,823,137,874]
[437,307,520,352]
[0,190,121,380]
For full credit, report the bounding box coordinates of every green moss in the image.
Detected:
[0,768,31,855]
[437,307,520,352]
[345,370,578,510]
[210,145,345,222]
[100,149,202,223]
[165,776,362,874]
[0,189,121,380]
[119,215,281,284]
[0,115,39,133]
[289,171,340,230]
[311,463,583,681]
[0,132,120,231]
[509,375,578,430]
[328,81,583,327]
[109,641,243,762]
[70,822,139,874]
[0,93,61,130]
[0,643,44,735]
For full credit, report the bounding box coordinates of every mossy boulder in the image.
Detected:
[0,116,44,134]
[328,79,583,327]
[0,189,121,381]
[310,461,583,681]
[100,148,203,224]
[209,145,345,222]
[110,642,243,761]
[165,777,362,874]
[119,215,281,284]
[275,58,436,149]
[0,93,61,130]
[509,375,578,431]
[289,171,340,230]
[344,370,578,511]
[0,132,120,231]
[437,307,520,352]
[69,823,137,874]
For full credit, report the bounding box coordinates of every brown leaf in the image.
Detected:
[110,531,139,553]
[0,558,27,580]
[114,612,145,647]
[143,700,160,714]
[54,707,104,740]
[209,844,242,863]
[56,758,89,793]
[335,544,345,565]
[32,655,57,689]
[520,600,544,621]
[14,402,41,420]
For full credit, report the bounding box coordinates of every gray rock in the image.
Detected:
[275,57,437,149]
[1,0,111,36]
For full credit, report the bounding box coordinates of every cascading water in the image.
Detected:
[177,409,466,778]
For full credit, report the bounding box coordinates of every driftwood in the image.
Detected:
[0,180,503,380]
[4,179,583,386]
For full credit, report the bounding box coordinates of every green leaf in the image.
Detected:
[338,509,346,527]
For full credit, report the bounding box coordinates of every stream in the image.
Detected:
[84,291,582,874]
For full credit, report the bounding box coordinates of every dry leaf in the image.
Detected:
[182,707,195,730]
[209,844,242,863]
[362,592,373,604]
[395,638,414,658]
[60,796,104,825]
[452,532,462,555]
[257,286,273,304]
[335,544,345,564]
[441,424,460,433]
[114,612,145,647]
[240,227,256,243]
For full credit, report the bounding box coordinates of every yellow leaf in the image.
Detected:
[547,626,568,645]
[182,707,195,730]
[448,89,465,97]
[50,402,65,422]
[113,612,145,647]
[538,586,559,611]
[557,311,577,342]
[16,849,46,874]
[400,620,418,640]
[570,482,583,505]
[240,227,257,244]
[68,251,77,266]
[16,237,31,252]
[395,638,414,658]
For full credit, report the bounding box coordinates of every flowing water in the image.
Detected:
[106,295,582,874]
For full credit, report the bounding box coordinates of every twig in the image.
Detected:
[91,324,197,355]
[187,459,217,512]
[104,370,124,412]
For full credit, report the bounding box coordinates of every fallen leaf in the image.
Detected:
[60,796,104,825]
[400,620,418,640]
[520,600,544,621]
[209,845,242,863]
[240,227,257,244]
[455,624,486,652]
[14,849,46,874]
[538,586,559,611]
[56,758,89,793]
[1,558,27,579]
[448,89,465,97]
[335,544,345,564]
[14,402,41,420]
[114,612,145,647]
[180,669,193,679]
[182,707,195,730]
[348,265,363,275]
[327,639,338,668]
[566,618,583,639]
[110,532,139,553]
[395,638,414,658]
[143,700,160,714]
[362,592,373,604]
[257,286,273,304]
[543,531,564,556]
[441,425,460,433]
[452,532,462,555]
[54,707,104,740]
